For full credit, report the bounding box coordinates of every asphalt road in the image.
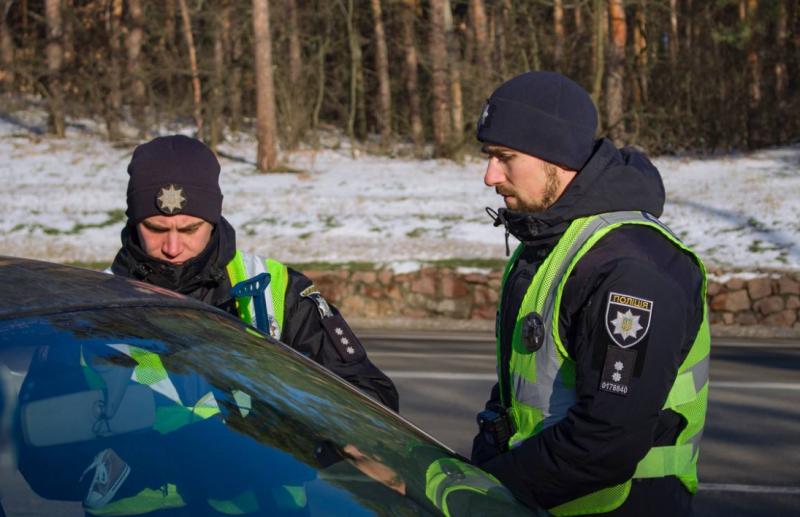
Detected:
[360,331,800,517]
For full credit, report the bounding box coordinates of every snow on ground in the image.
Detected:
[0,110,798,272]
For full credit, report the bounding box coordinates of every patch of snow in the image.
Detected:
[0,113,798,272]
[385,261,423,275]
[456,267,493,275]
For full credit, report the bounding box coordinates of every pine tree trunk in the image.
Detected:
[575,3,583,33]
[444,0,463,148]
[45,0,65,137]
[0,0,14,88]
[496,0,508,78]
[288,0,301,85]
[669,0,678,71]
[471,0,490,96]
[776,0,788,144]
[286,0,304,149]
[591,0,605,126]
[401,0,423,148]
[606,0,626,145]
[370,0,392,145]
[209,19,225,152]
[745,0,762,148]
[633,0,648,106]
[165,0,175,47]
[554,0,564,72]
[178,0,203,140]
[127,0,146,135]
[105,0,123,142]
[429,0,451,158]
[252,0,279,170]
[228,27,243,132]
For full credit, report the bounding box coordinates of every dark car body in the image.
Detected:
[0,256,546,517]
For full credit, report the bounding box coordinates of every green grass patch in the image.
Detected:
[426,258,507,270]
[287,260,378,271]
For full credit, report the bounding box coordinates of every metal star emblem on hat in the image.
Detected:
[157,184,186,214]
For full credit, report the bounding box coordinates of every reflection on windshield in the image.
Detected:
[0,308,545,517]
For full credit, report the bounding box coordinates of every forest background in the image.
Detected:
[0,0,798,169]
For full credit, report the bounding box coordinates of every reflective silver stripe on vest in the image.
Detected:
[238,251,281,340]
[513,212,696,435]
[432,465,511,510]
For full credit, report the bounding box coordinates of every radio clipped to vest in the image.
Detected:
[230,272,272,333]
[477,405,516,454]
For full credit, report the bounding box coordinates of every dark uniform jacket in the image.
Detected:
[110,219,400,412]
[472,139,704,516]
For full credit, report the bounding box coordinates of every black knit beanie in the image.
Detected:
[126,135,223,224]
[476,71,598,171]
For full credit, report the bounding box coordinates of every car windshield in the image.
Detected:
[0,306,543,517]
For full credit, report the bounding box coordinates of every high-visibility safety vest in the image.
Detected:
[498,212,710,517]
[225,251,289,340]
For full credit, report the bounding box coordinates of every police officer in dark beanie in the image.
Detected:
[109,134,399,411]
[471,71,709,516]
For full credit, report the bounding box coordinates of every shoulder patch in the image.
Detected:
[599,346,637,396]
[605,292,653,348]
[300,285,319,297]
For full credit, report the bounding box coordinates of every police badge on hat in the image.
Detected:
[156,184,187,214]
[605,292,653,348]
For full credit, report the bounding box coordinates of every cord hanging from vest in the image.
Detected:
[486,207,511,257]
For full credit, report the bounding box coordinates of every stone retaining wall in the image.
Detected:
[303,268,800,329]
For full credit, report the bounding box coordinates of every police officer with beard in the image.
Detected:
[470,72,709,516]
[109,135,399,411]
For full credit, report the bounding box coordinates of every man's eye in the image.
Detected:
[148,227,168,234]
[181,228,199,234]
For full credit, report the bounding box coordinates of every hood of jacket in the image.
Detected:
[111,216,237,296]
[491,138,666,247]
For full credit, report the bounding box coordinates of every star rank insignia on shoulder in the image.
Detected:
[157,184,187,214]
[321,315,366,363]
[605,292,654,348]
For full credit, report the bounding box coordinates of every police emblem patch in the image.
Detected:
[156,184,187,214]
[605,292,653,348]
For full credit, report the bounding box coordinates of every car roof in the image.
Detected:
[0,255,212,319]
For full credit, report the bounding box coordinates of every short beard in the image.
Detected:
[503,163,561,213]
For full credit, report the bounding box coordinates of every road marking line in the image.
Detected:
[386,372,496,381]
[371,352,494,360]
[710,382,800,390]
[385,372,800,389]
[698,483,800,495]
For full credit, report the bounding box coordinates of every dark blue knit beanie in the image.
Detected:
[126,135,223,224]
[476,71,598,171]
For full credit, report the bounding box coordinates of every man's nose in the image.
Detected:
[162,232,183,258]
[484,159,505,187]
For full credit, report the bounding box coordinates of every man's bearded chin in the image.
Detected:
[496,187,551,213]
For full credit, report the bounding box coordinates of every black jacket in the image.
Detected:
[472,139,704,516]
[110,218,400,412]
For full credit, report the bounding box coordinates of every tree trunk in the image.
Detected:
[127,0,146,135]
[444,0,463,148]
[496,0,508,78]
[252,0,279,170]
[178,0,203,140]
[0,0,14,88]
[288,0,301,85]
[401,0,423,147]
[165,0,175,47]
[228,27,243,132]
[286,0,304,149]
[429,0,451,157]
[745,0,761,148]
[575,3,583,33]
[209,17,225,152]
[606,0,626,145]
[471,0,490,95]
[553,0,564,72]
[632,0,648,106]
[45,0,65,137]
[669,0,678,71]
[370,0,392,145]
[591,0,605,124]
[776,0,788,144]
[104,0,124,141]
